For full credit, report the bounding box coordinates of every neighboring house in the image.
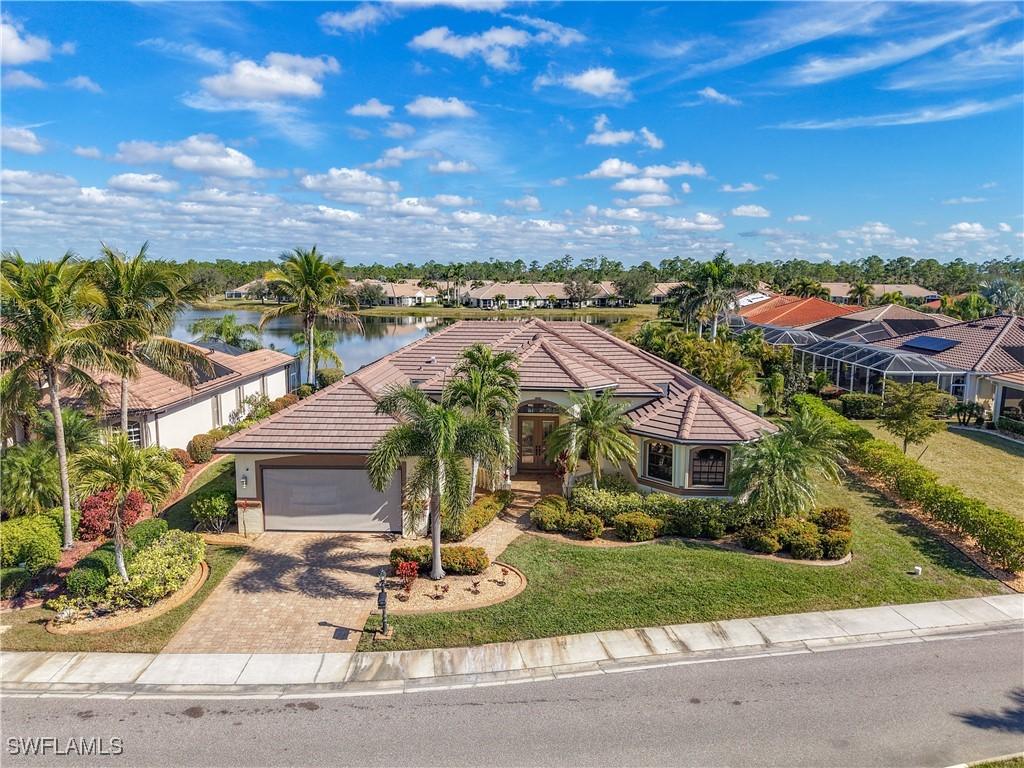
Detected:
[991,369,1024,423]
[224,280,262,300]
[649,282,685,304]
[803,304,958,343]
[64,343,296,450]
[739,295,859,328]
[216,320,777,536]
[821,282,939,304]
[378,281,439,307]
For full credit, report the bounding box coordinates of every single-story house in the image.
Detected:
[65,343,296,450]
[216,320,777,536]
[991,369,1024,423]
[224,280,263,300]
[739,295,860,328]
[820,283,939,305]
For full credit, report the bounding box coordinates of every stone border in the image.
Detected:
[45,561,210,636]
[387,562,527,615]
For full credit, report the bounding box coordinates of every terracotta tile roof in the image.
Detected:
[217,319,776,454]
[992,369,1024,388]
[821,282,937,300]
[629,387,771,443]
[873,314,1024,372]
[740,296,859,328]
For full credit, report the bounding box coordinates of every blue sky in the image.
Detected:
[1,1,1022,265]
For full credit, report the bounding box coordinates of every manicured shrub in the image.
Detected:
[315,367,345,388]
[643,494,742,539]
[269,394,300,414]
[105,530,205,609]
[997,416,1024,436]
[395,559,419,593]
[1,567,31,598]
[493,489,516,509]
[42,506,81,541]
[78,489,145,541]
[206,427,231,441]
[571,486,644,523]
[839,393,883,419]
[530,495,570,532]
[169,448,194,470]
[388,545,489,575]
[187,433,215,464]
[127,518,168,551]
[595,473,637,494]
[444,493,504,541]
[190,494,233,533]
[0,516,61,574]
[810,507,852,532]
[740,525,781,554]
[612,512,661,542]
[821,530,853,560]
[825,399,844,414]
[65,549,117,598]
[787,527,824,560]
[295,384,314,399]
[791,394,875,448]
[573,513,604,540]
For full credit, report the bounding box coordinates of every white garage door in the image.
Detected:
[262,467,402,532]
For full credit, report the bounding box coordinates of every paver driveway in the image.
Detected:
[164,533,396,654]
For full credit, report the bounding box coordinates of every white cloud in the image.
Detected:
[429,159,478,173]
[692,86,740,105]
[885,38,1024,91]
[1,14,71,65]
[432,194,476,207]
[639,127,664,150]
[1,126,44,154]
[316,205,362,222]
[503,14,585,46]
[731,204,771,217]
[0,169,78,196]
[998,222,1012,233]
[319,4,395,34]
[299,166,400,206]
[656,212,724,231]
[936,222,993,242]
[65,75,102,93]
[108,173,179,194]
[200,52,339,100]
[680,182,692,194]
[837,221,920,249]
[584,114,662,149]
[535,67,630,99]
[138,38,229,68]
[787,214,811,222]
[410,26,532,71]
[577,224,639,237]
[597,207,656,221]
[583,158,639,178]
[550,177,568,187]
[73,145,101,159]
[612,177,669,193]
[405,95,476,118]
[739,227,787,238]
[1,70,45,89]
[777,95,1020,130]
[113,134,265,178]
[942,196,987,205]
[348,97,393,117]
[452,209,500,226]
[388,197,439,217]
[721,182,761,192]
[614,193,676,207]
[642,161,707,178]
[504,194,541,211]
[521,218,566,233]
[384,121,416,138]
[364,146,430,169]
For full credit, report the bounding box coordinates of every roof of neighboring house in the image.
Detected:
[873,314,1024,373]
[360,280,439,298]
[651,282,685,297]
[467,281,618,301]
[739,295,859,328]
[821,282,937,299]
[992,369,1024,388]
[217,320,777,454]
[226,280,262,294]
[805,304,958,343]
[922,293,969,310]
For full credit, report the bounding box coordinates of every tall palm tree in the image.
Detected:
[291,327,343,378]
[260,246,359,387]
[189,313,262,351]
[443,343,520,502]
[73,433,183,579]
[545,390,637,491]
[91,243,211,432]
[1,251,134,547]
[848,281,874,306]
[729,408,842,524]
[367,386,501,580]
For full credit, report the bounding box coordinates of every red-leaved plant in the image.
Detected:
[78,488,145,540]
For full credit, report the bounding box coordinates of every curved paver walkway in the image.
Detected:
[464,475,559,560]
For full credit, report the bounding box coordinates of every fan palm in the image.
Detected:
[36,408,102,454]
[1,441,60,517]
[984,279,1024,315]
[1,251,135,547]
[91,243,212,432]
[291,327,342,380]
[367,386,503,579]
[189,313,262,351]
[545,390,636,491]
[260,246,359,387]
[73,433,183,579]
[443,344,520,502]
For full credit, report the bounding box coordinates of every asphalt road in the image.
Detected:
[3,633,1022,768]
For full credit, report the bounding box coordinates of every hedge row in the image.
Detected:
[740,508,852,560]
[529,495,604,540]
[570,486,745,540]
[443,490,516,542]
[793,395,1024,572]
[389,545,490,575]
[997,416,1024,437]
[64,518,169,599]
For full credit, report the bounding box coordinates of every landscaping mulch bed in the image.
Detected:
[387,563,526,614]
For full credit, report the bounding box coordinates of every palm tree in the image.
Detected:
[91,243,211,432]
[544,390,637,491]
[367,386,502,579]
[260,247,359,387]
[36,408,101,454]
[0,368,40,444]
[877,290,907,306]
[1,251,134,548]
[189,313,262,351]
[73,433,183,579]
[788,278,829,299]
[848,281,874,306]
[759,372,785,415]
[952,292,993,321]
[291,327,343,378]
[443,344,520,502]
[983,279,1024,315]
[1,441,60,517]
[729,408,842,524]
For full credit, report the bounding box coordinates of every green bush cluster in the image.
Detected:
[612,512,662,542]
[1,567,31,599]
[295,384,315,399]
[570,486,644,523]
[64,518,169,599]
[443,491,515,542]
[389,545,490,575]
[105,530,205,609]
[0,516,62,575]
[794,395,1024,571]
[186,434,216,464]
[790,394,874,448]
[739,506,852,561]
[43,506,81,541]
[571,486,742,540]
[837,393,884,419]
[997,416,1024,436]
[529,496,603,540]
[190,493,234,533]
[315,368,345,388]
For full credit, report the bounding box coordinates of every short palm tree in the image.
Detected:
[291,327,342,379]
[36,408,102,454]
[729,408,843,524]
[73,433,183,579]
[848,281,874,306]
[189,313,262,351]
[1,251,135,547]
[545,390,637,491]
[1,441,60,517]
[260,247,359,387]
[877,290,907,306]
[443,344,520,502]
[91,243,212,432]
[0,368,40,444]
[367,386,502,579]
[788,278,829,299]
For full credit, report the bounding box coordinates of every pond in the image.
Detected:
[171,308,627,382]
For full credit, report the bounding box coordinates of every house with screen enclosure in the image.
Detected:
[214,320,777,536]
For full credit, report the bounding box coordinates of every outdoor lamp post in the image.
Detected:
[376,568,389,636]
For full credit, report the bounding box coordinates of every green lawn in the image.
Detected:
[161,459,235,531]
[361,476,1002,651]
[0,544,247,653]
[861,421,1024,518]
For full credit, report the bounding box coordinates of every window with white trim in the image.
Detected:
[126,421,142,447]
[690,448,727,487]
[644,441,674,483]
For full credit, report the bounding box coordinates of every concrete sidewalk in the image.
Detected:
[2,595,1021,700]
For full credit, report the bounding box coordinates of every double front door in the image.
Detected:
[518,416,557,471]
